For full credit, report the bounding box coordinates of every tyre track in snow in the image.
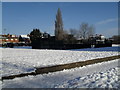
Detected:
[1,55,120,81]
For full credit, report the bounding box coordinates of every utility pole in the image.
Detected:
[3,28,6,35]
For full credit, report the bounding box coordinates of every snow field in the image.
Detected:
[56,67,119,88]
[2,59,119,88]
[1,46,119,77]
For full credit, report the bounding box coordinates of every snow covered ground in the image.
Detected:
[1,45,119,77]
[0,45,119,88]
[13,46,32,49]
[2,59,119,88]
[71,45,119,52]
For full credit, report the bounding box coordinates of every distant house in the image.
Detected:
[0,36,2,46]
[19,35,31,43]
[94,34,106,44]
[20,35,30,39]
[88,34,112,48]
[0,34,19,44]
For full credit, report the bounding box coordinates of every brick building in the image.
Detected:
[0,34,19,44]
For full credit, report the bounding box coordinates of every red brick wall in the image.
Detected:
[2,38,19,43]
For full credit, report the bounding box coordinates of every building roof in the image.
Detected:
[20,35,30,39]
[0,36,7,39]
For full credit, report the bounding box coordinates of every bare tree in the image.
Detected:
[79,23,88,39]
[79,23,95,39]
[87,25,95,38]
[69,29,78,38]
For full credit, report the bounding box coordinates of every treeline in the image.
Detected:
[63,22,95,44]
[29,22,95,44]
[110,35,120,44]
[29,29,50,41]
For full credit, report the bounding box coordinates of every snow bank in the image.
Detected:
[2,59,119,88]
[112,44,120,47]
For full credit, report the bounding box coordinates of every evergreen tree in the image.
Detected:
[19,35,24,42]
[55,8,64,40]
[30,29,42,42]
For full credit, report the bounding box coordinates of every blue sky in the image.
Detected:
[2,2,118,38]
